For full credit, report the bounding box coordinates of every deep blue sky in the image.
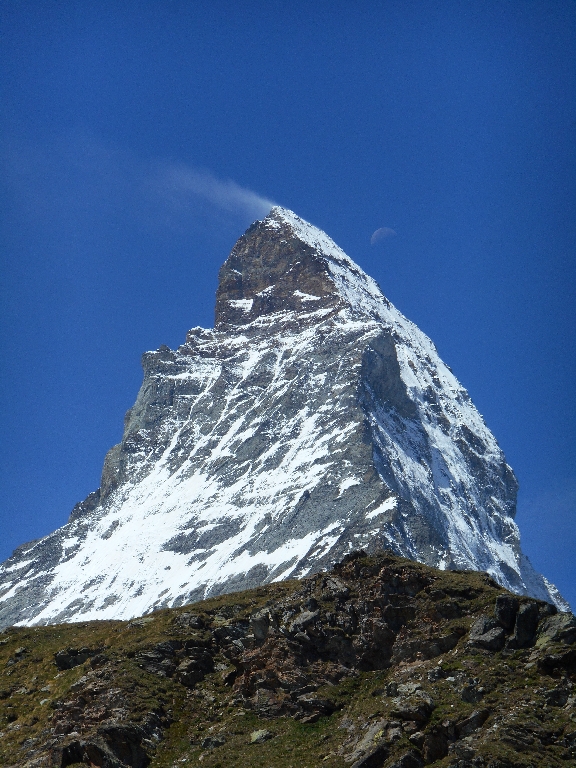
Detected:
[1,1,575,607]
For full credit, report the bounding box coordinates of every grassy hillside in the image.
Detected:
[0,552,574,767]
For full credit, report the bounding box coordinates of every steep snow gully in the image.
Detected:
[0,208,567,627]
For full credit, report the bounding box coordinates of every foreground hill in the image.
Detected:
[1,552,574,768]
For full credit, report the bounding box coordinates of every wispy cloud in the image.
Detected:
[2,135,276,236]
[159,164,275,221]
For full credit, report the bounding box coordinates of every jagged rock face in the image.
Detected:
[214,215,345,326]
[0,208,567,628]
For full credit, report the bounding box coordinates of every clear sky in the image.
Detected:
[1,1,575,607]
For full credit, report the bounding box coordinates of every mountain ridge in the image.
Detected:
[0,208,567,629]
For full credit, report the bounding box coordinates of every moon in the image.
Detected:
[370,227,397,245]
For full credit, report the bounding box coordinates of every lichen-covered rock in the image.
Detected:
[249,729,274,744]
[537,612,576,647]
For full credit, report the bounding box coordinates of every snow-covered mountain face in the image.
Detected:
[0,208,567,628]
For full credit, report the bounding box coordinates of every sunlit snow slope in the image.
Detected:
[0,208,567,627]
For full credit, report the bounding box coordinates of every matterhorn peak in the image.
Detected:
[215,207,386,327]
[0,211,567,628]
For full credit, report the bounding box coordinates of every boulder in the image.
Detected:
[390,690,434,723]
[201,735,226,748]
[538,647,576,672]
[494,594,519,631]
[386,751,424,768]
[250,608,271,641]
[536,613,576,647]
[508,602,539,648]
[350,743,389,768]
[456,708,490,737]
[544,687,570,707]
[54,647,101,671]
[289,610,319,633]
[250,729,274,744]
[172,612,204,630]
[175,649,213,687]
[468,617,505,651]
[421,725,449,762]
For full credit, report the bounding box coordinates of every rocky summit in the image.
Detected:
[0,552,575,768]
[0,207,567,629]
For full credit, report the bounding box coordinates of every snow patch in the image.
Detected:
[366,497,397,520]
[338,477,360,496]
[229,299,253,312]
[294,290,322,302]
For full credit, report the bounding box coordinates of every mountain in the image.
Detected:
[0,207,567,629]
[1,552,575,768]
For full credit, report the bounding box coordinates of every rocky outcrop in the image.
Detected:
[0,553,574,767]
[0,208,567,629]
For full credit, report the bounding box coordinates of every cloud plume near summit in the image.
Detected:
[2,135,275,235]
[160,164,275,221]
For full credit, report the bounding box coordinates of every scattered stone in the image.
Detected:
[386,750,424,768]
[54,647,100,671]
[455,708,490,737]
[250,729,274,744]
[250,609,271,641]
[201,735,226,748]
[0,551,573,768]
